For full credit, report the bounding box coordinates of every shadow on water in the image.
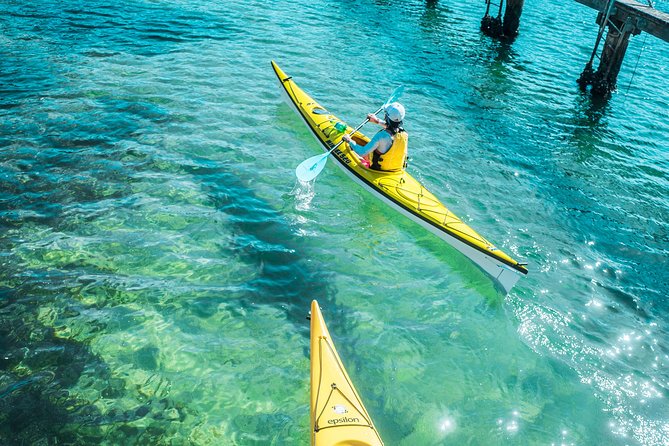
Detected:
[0,150,333,443]
[353,194,503,302]
[3,129,336,318]
[180,160,334,325]
[3,0,335,319]
[0,276,160,445]
[407,230,507,302]
[0,137,341,442]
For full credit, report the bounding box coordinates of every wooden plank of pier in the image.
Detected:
[576,0,669,43]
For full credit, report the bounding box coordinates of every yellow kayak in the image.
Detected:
[272,61,527,293]
[310,300,384,446]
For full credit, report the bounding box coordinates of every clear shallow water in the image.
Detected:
[1,0,668,444]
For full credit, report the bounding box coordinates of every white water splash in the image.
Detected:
[289,179,316,211]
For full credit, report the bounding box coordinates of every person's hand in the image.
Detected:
[367,113,378,123]
[342,134,352,143]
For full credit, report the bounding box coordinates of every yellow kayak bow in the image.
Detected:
[310,300,384,446]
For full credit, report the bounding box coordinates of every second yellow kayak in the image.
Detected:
[310,300,384,446]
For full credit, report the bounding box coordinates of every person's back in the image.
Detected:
[343,102,408,172]
[369,125,408,172]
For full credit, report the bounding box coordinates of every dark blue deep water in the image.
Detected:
[1,0,668,444]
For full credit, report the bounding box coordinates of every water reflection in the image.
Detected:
[568,91,611,156]
[419,0,451,35]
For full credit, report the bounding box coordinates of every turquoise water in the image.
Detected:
[1,0,668,444]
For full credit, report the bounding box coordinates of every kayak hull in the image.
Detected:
[272,61,527,293]
[310,300,384,446]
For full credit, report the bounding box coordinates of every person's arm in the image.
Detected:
[343,131,391,157]
[367,113,387,128]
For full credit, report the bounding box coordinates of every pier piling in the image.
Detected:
[482,0,524,39]
[481,1,504,38]
[503,0,525,37]
[576,0,669,95]
[593,18,639,94]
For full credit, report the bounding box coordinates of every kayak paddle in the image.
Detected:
[295,85,404,182]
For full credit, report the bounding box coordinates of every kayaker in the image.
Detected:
[342,102,408,172]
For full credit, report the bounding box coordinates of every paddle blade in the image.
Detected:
[295,153,329,182]
[384,85,405,107]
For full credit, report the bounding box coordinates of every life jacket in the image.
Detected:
[370,130,408,172]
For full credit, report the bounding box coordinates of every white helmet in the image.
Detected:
[384,102,405,123]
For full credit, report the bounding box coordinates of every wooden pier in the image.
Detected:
[576,0,669,94]
[577,0,669,42]
[481,0,669,95]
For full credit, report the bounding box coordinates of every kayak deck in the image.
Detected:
[310,300,384,446]
[272,61,527,292]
